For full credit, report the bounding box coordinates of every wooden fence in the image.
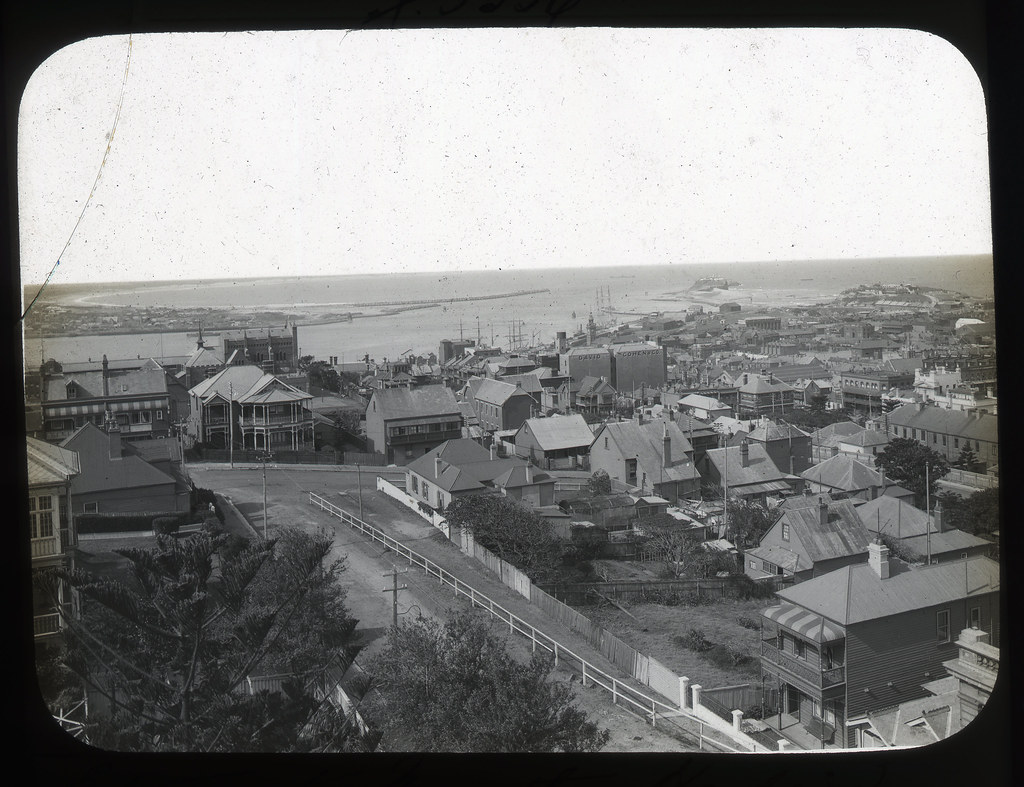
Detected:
[307,491,758,752]
[537,575,790,606]
[192,447,343,464]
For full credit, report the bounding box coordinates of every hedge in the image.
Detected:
[77,511,190,534]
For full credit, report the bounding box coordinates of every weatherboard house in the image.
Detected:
[758,550,999,749]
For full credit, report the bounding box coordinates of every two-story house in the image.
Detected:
[885,403,998,471]
[758,548,999,749]
[677,393,732,421]
[744,418,813,475]
[574,376,618,417]
[187,365,315,451]
[512,414,594,471]
[744,497,872,583]
[41,356,172,443]
[471,378,535,433]
[27,437,80,642]
[405,439,555,511]
[589,414,701,503]
[364,385,463,465]
[698,441,802,505]
[735,372,797,418]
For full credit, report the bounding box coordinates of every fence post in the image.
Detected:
[732,709,744,732]
[612,679,617,705]
[531,627,536,653]
[581,662,587,687]
[554,642,559,665]
[691,684,703,711]
[679,676,690,710]
[652,699,657,728]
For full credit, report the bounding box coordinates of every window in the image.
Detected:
[781,523,790,541]
[936,610,951,643]
[604,437,608,449]
[902,428,907,438]
[970,606,981,629]
[30,496,55,539]
[83,502,98,514]
[762,560,773,573]
[749,559,757,569]
[411,476,419,494]
[954,438,959,448]
[942,435,947,446]
[156,410,164,420]
[932,433,937,444]
[811,698,822,719]
[626,458,638,484]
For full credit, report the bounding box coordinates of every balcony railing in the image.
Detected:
[34,613,61,637]
[388,430,461,445]
[761,640,846,688]
[31,536,60,559]
[241,413,313,426]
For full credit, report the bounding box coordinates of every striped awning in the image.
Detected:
[761,603,845,643]
[44,399,166,417]
[735,479,793,496]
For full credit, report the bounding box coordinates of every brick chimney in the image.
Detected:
[106,414,122,459]
[638,410,644,425]
[933,501,946,533]
[489,442,496,461]
[740,440,749,467]
[526,463,533,484]
[102,354,110,397]
[435,456,443,479]
[868,539,891,579]
[663,423,671,467]
[819,497,828,525]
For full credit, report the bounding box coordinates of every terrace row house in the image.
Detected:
[735,372,797,418]
[512,414,594,471]
[364,384,463,466]
[27,437,80,642]
[758,549,999,749]
[885,403,998,471]
[468,378,535,433]
[187,365,314,451]
[41,356,172,443]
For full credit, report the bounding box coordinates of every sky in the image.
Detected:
[18,27,991,287]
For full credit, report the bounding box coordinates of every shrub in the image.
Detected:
[704,645,756,671]
[682,628,713,653]
[736,615,760,630]
[153,516,180,536]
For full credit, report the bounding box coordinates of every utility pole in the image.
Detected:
[356,463,363,520]
[260,451,273,538]
[228,382,234,468]
[925,462,931,565]
[382,566,408,629]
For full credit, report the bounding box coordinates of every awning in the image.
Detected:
[761,603,845,643]
[45,399,166,417]
[734,479,793,496]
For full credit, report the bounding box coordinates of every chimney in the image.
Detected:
[868,540,891,579]
[526,463,533,484]
[933,501,946,533]
[663,423,672,467]
[819,497,828,525]
[740,440,749,467]
[435,457,443,479]
[638,410,644,425]
[107,416,122,459]
[490,442,496,460]
[668,408,675,422]
[102,354,110,397]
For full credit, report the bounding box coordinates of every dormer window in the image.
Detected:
[66,383,78,399]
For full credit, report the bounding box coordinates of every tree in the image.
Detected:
[586,469,612,496]
[726,500,778,548]
[35,528,377,752]
[443,495,564,582]
[874,437,950,506]
[366,610,610,752]
[937,487,999,537]
[636,514,697,578]
[954,445,980,472]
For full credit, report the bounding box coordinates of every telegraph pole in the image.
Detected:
[260,451,273,538]
[382,566,408,629]
[356,463,363,520]
[228,382,234,467]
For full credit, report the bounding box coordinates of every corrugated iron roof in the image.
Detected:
[369,385,461,420]
[27,437,80,486]
[704,442,788,488]
[776,556,999,625]
[888,403,998,443]
[802,453,883,491]
[779,499,873,564]
[61,422,177,494]
[517,415,594,451]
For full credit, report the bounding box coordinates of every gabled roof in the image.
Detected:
[837,429,890,448]
[802,453,883,492]
[595,419,699,483]
[866,691,961,747]
[577,376,616,396]
[810,421,865,444]
[737,375,796,394]
[679,393,730,411]
[474,378,532,406]
[27,437,80,486]
[189,364,266,401]
[238,379,312,405]
[771,498,873,565]
[406,439,550,493]
[184,346,224,369]
[60,422,176,494]
[856,496,932,538]
[703,442,790,488]
[516,415,594,451]
[368,385,461,420]
[746,420,810,443]
[776,555,1000,625]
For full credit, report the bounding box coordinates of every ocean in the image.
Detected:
[22,256,993,366]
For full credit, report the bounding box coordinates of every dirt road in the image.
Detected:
[185,462,707,753]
